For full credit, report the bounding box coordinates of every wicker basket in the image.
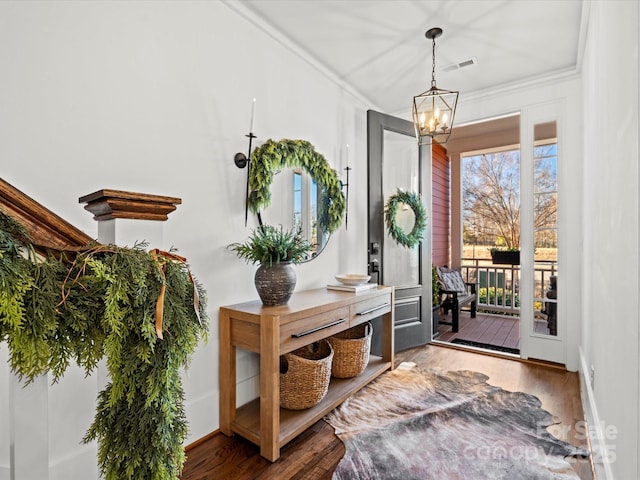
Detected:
[327,322,372,378]
[279,339,333,410]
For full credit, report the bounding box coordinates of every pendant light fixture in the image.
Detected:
[412,27,459,145]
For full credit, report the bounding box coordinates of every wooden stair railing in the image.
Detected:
[0,177,94,251]
[1,179,184,254]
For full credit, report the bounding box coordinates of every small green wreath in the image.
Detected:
[248,139,346,233]
[384,189,427,248]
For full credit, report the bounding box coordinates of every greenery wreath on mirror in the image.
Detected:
[248,138,346,233]
[384,189,427,248]
[0,209,208,480]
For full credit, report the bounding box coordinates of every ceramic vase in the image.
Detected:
[254,261,296,306]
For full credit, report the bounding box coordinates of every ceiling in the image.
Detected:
[241,0,586,117]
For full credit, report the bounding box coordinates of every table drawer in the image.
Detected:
[350,294,392,326]
[280,306,350,353]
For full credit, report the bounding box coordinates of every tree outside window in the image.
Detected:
[462,144,557,253]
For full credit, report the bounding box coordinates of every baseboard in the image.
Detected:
[579,348,613,480]
[185,429,219,452]
[0,465,9,480]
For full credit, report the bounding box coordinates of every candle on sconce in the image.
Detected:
[345,143,349,168]
[249,98,256,133]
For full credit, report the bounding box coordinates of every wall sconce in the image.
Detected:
[412,27,459,146]
[233,133,256,226]
[234,99,257,226]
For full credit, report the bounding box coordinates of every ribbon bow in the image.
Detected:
[149,248,201,340]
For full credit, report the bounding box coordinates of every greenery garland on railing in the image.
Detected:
[384,189,428,248]
[248,138,346,233]
[0,209,208,480]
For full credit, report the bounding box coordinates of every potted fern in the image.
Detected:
[229,224,311,306]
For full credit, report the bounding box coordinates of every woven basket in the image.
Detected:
[327,322,372,378]
[279,339,333,410]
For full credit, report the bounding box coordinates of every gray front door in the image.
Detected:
[367,110,431,353]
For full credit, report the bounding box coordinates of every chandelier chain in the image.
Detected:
[431,36,437,88]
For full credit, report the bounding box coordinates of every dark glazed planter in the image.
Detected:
[254,262,296,306]
[490,250,520,265]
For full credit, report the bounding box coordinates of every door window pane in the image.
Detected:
[533,122,558,336]
[382,130,420,286]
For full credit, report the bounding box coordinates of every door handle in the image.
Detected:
[369,258,379,273]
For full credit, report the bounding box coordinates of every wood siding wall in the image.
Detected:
[432,144,450,266]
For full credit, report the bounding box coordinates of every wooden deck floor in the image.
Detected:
[436,310,520,348]
[436,310,553,351]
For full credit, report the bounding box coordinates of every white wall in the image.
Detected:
[581,1,640,478]
[0,1,370,478]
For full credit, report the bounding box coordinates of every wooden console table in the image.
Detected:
[219,286,395,461]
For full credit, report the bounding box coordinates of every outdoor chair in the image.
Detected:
[543,275,557,335]
[436,266,477,333]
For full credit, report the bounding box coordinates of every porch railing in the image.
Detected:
[460,258,557,316]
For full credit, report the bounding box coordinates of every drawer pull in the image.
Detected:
[291,318,346,338]
[356,303,390,316]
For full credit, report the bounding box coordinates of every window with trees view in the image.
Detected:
[461,139,558,335]
[533,142,558,250]
[463,148,521,250]
[462,144,557,252]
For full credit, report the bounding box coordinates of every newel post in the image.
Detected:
[76,189,182,477]
[79,188,182,382]
[79,188,182,378]
[79,189,182,247]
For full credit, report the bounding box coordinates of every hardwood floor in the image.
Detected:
[181,344,593,480]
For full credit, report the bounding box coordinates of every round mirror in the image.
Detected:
[260,167,330,261]
[248,139,346,262]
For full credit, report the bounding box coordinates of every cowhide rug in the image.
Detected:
[324,365,589,480]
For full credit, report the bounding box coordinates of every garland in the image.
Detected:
[0,210,208,480]
[249,139,346,233]
[384,189,427,248]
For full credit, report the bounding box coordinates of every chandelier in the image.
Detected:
[412,27,459,145]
